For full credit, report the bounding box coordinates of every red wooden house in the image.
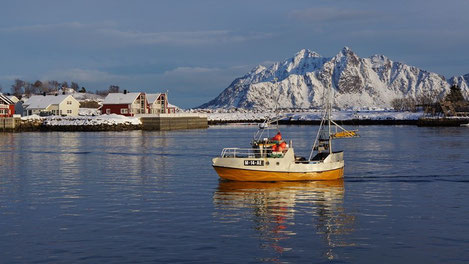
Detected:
[101,91,148,116]
[0,93,15,117]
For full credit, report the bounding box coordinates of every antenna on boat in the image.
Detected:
[273,77,280,132]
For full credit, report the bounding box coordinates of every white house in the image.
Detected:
[146,93,168,114]
[7,95,19,103]
[23,94,80,116]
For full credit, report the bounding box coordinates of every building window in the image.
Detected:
[67,101,72,105]
[121,108,128,114]
[52,110,56,115]
[67,110,72,114]
[106,109,111,114]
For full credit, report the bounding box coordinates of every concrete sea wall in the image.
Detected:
[1,117,21,131]
[1,114,208,132]
[141,114,208,130]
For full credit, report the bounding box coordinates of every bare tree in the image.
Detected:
[445,85,465,102]
[0,84,3,93]
[96,89,109,96]
[71,82,79,91]
[32,80,42,94]
[11,79,25,96]
[416,90,440,106]
[33,80,42,88]
[40,80,52,93]
[391,97,417,112]
[50,80,59,92]
[23,82,33,96]
[61,81,69,89]
[108,85,120,93]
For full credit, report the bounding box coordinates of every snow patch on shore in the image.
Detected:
[22,114,141,126]
[79,108,101,116]
[206,110,423,121]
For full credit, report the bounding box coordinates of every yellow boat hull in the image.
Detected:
[213,166,344,182]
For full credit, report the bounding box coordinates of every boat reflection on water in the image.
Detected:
[213,179,355,260]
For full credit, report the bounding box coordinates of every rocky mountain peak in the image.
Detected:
[250,65,267,74]
[295,48,321,58]
[199,48,468,110]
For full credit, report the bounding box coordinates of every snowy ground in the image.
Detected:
[21,114,141,126]
[79,108,101,116]
[206,110,423,122]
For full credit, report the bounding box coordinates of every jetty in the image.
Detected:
[140,113,208,130]
[1,113,208,132]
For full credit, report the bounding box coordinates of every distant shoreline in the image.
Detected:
[209,119,418,126]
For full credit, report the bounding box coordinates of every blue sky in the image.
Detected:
[1,0,468,108]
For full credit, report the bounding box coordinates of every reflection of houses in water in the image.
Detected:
[213,180,355,260]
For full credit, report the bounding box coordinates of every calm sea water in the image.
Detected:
[1,125,468,263]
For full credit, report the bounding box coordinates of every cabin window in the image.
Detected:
[106,109,111,114]
[52,110,56,115]
[67,110,72,114]
[121,108,128,114]
[67,101,72,105]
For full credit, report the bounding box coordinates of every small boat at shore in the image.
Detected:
[212,86,358,182]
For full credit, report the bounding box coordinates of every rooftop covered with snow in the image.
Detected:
[23,95,73,109]
[146,93,163,104]
[0,93,15,105]
[102,93,141,105]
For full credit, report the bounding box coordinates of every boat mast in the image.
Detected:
[327,82,332,154]
[308,83,333,160]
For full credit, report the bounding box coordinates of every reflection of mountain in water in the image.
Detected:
[213,180,355,260]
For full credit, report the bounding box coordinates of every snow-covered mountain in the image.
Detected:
[449,73,469,91]
[199,47,469,109]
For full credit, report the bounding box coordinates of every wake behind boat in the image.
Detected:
[212,85,358,182]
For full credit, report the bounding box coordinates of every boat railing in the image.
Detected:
[220,148,284,158]
[221,148,260,158]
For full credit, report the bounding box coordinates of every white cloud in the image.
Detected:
[163,67,222,76]
[0,21,115,32]
[98,28,272,45]
[289,7,378,22]
[43,68,127,83]
[0,21,272,46]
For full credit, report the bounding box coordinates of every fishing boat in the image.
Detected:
[212,85,358,182]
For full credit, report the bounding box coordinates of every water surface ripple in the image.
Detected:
[1,126,468,263]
